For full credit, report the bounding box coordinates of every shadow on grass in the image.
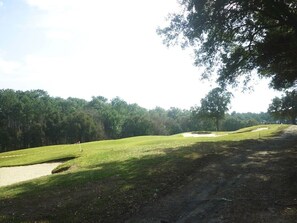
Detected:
[0,134,296,223]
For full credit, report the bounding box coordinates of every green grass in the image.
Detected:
[0,124,289,222]
[0,124,285,169]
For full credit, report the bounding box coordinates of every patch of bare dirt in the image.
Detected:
[127,125,297,223]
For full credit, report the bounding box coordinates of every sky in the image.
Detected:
[0,0,283,113]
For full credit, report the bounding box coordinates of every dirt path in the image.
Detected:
[0,163,62,187]
[127,125,297,223]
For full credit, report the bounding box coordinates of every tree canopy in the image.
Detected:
[0,89,273,152]
[195,88,232,130]
[268,90,297,124]
[158,0,297,90]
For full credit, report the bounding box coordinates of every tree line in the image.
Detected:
[0,89,274,152]
[268,90,297,125]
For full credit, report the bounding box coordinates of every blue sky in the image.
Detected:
[0,0,282,112]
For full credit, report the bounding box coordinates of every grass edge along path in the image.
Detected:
[0,124,290,222]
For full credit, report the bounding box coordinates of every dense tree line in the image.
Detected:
[0,89,273,152]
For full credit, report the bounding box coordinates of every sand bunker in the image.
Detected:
[251,127,269,132]
[184,127,269,137]
[183,133,218,137]
[0,162,62,187]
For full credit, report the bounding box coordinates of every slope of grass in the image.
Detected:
[0,124,286,169]
[0,124,289,222]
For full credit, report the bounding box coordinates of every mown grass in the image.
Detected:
[0,124,289,222]
[0,124,285,169]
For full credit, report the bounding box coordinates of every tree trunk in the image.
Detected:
[215,118,220,131]
[291,116,296,125]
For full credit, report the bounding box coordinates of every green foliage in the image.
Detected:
[0,90,197,152]
[0,89,276,152]
[222,112,272,131]
[268,90,297,124]
[158,0,297,89]
[195,88,233,130]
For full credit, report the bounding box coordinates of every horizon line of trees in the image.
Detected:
[0,89,276,152]
[268,90,297,125]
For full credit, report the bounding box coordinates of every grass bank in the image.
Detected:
[0,124,289,222]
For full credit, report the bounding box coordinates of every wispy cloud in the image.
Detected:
[0,0,281,112]
[0,58,21,74]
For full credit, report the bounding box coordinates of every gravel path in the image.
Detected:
[0,162,62,187]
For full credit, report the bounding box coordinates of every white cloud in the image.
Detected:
[230,78,282,113]
[5,0,279,112]
[21,0,198,106]
[0,58,21,74]
[25,0,71,12]
[45,30,72,40]
[25,0,180,39]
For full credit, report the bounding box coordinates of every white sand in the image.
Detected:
[251,127,269,132]
[184,127,269,137]
[183,133,218,137]
[0,162,62,187]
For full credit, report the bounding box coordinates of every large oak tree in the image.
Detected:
[197,87,233,131]
[158,0,297,90]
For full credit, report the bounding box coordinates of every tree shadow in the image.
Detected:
[0,134,296,223]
